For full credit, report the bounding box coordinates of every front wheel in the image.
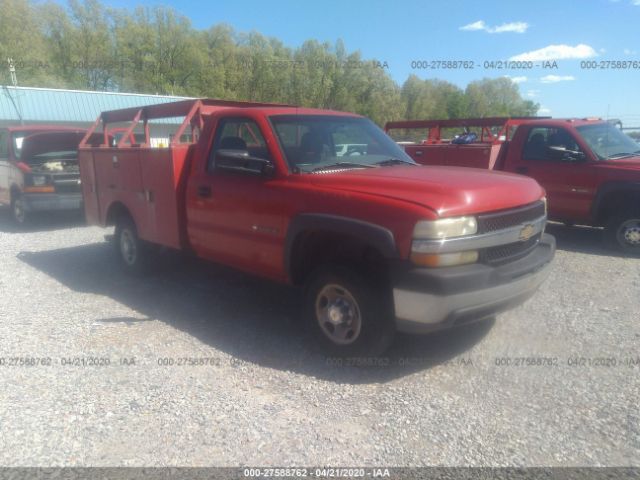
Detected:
[304,265,395,357]
[605,212,640,255]
[10,191,28,226]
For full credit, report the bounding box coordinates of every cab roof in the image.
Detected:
[519,118,609,128]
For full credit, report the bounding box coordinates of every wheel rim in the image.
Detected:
[315,283,362,345]
[13,198,25,223]
[617,219,640,247]
[120,228,137,266]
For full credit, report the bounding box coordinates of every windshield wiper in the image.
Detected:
[311,162,377,172]
[605,150,640,159]
[374,158,417,167]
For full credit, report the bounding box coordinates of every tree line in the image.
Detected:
[0,0,539,125]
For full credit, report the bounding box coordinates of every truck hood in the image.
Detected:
[600,157,640,172]
[308,165,545,217]
[20,130,88,160]
[21,130,97,173]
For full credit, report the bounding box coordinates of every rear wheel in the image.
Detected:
[605,211,640,255]
[115,216,151,273]
[10,190,28,226]
[304,264,395,357]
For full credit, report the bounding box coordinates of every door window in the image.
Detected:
[207,118,270,172]
[522,127,583,161]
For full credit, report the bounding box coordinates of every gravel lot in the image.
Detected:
[0,211,638,467]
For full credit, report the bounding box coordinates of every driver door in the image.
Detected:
[511,126,597,222]
[186,116,287,280]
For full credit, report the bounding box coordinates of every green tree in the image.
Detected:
[465,77,538,117]
[1,0,540,125]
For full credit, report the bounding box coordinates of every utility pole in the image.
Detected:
[4,58,24,124]
[7,58,17,86]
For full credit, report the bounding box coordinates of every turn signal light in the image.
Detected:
[23,185,55,193]
[410,250,479,268]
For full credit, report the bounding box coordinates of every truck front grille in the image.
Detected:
[480,233,541,266]
[477,201,545,234]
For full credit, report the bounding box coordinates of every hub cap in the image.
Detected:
[315,284,362,345]
[618,219,640,247]
[120,228,137,266]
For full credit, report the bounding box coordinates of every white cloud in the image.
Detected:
[460,20,487,31]
[460,20,528,34]
[505,75,528,84]
[526,89,540,98]
[624,48,637,55]
[540,75,575,83]
[538,106,552,115]
[510,44,597,61]
[633,0,640,5]
[490,22,529,33]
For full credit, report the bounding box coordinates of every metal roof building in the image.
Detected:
[0,86,193,127]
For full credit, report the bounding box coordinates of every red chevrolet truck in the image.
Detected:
[78,100,555,355]
[386,117,640,254]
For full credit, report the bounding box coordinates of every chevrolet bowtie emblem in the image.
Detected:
[519,224,535,242]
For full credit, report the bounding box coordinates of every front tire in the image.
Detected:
[114,216,151,274]
[10,191,28,226]
[304,265,395,357]
[605,212,640,255]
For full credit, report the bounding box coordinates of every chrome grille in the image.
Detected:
[480,233,541,265]
[477,201,546,234]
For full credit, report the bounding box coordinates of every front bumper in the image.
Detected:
[392,233,555,334]
[22,193,83,212]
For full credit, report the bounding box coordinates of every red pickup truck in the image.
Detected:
[78,100,555,355]
[385,117,640,254]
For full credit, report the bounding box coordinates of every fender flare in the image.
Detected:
[284,213,399,280]
[591,181,640,220]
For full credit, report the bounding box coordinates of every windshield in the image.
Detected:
[576,123,640,160]
[270,115,415,172]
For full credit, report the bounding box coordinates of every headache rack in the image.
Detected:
[385,117,550,145]
[79,98,295,149]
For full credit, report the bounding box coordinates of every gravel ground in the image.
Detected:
[0,212,638,467]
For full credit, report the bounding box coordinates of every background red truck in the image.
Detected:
[385,117,640,254]
[78,99,555,355]
[0,126,89,225]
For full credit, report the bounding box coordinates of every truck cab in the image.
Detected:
[0,126,88,225]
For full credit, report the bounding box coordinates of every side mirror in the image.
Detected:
[215,149,275,177]
[548,145,586,162]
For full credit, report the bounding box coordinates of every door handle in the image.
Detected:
[515,166,528,174]
[197,185,212,198]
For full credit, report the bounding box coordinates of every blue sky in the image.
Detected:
[102,0,640,124]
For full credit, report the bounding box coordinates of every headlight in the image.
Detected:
[413,216,477,239]
[411,216,478,267]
